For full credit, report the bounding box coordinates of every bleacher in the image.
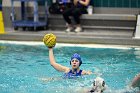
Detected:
[48,13,136,37]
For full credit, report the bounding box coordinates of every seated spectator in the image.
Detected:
[62,0,90,33]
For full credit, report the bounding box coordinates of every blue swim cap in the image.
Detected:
[70,53,82,66]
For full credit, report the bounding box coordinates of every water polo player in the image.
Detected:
[49,48,92,78]
[43,33,92,78]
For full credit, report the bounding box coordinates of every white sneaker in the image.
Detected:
[75,27,82,33]
[65,27,73,32]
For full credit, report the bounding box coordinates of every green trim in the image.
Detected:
[0,0,2,4]
[92,0,140,8]
[39,0,140,8]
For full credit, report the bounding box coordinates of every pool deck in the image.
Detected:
[0,28,140,46]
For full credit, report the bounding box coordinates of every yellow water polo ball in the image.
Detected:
[43,33,56,48]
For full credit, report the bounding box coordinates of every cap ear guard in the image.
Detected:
[79,61,82,66]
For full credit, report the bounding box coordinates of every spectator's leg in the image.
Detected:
[72,8,81,25]
[62,8,73,25]
[72,7,87,24]
[62,8,74,32]
[72,8,83,32]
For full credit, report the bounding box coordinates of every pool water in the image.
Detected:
[0,41,140,93]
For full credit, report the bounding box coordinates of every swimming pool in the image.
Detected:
[0,41,140,93]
